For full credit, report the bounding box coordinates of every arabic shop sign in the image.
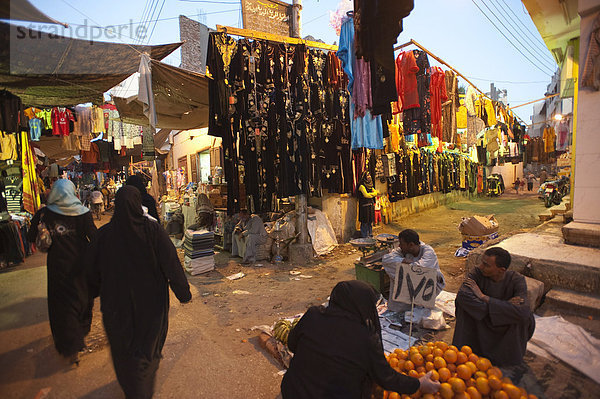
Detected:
[242,0,291,37]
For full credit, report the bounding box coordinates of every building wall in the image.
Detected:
[487,162,524,186]
[573,6,600,224]
[168,128,222,182]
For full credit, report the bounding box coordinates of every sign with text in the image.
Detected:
[391,263,438,309]
[241,0,291,37]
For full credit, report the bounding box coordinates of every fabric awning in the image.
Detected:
[113,60,209,130]
[0,0,67,27]
[0,21,182,106]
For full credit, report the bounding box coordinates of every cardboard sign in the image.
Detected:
[391,263,438,309]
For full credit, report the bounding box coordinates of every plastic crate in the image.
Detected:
[355,263,390,296]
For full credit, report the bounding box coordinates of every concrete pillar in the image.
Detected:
[562,4,600,247]
[291,0,302,38]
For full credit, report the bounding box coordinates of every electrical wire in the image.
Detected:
[137,0,159,44]
[498,0,549,50]
[178,0,240,3]
[474,0,556,73]
[60,9,241,30]
[487,0,556,70]
[140,0,160,44]
[146,0,167,44]
[466,76,549,84]
[304,12,328,26]
[470,0,554,76]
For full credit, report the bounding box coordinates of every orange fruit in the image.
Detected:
[395,349,408,360]
[389,393,401,399]
[417,366,427,374]
[444,349,458,364]
[439,383,454,399]
[457,364,473,380]
[488,375,502,391]
[468,354,479,364]
[438,367,452,382]
[436,341,449,351]
[449,345,459,353]
[427,341,435,347]
[430,369,440,381]
[408,369,419,378]
[434,356,447,369]
[447,363,457,373]
[420,345,433,357]
[426,361,435,371]
[461,346,473,356]
[475,377,491,395]
[433,348,444,358]
[464,361,477,375]
[454,393,471,399]
[390,358,399,368]
[465,378,476,388]
[476,357,491,372]
[449,377,467,393]
[397,359,406,370]
[426,354,434,362]
[422,394,435,399]
[488,367,503,379]
[466,386,482,399]
[502,383,522,399]
[493,391,509,399]
[474,371,487,380]
[404,360,415,371]
[456,352,468,364]
[411,353,425,366]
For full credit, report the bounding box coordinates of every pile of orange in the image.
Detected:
[383,341,537,399]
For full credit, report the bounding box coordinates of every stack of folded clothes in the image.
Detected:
[183,228,215,275]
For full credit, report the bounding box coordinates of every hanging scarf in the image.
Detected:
[21,131,40,214]
[46,179,89,216]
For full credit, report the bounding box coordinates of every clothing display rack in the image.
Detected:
[216,25,338,51]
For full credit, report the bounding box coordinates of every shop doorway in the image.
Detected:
[195,150,211,183]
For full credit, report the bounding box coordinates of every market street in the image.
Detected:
[1,194,599,399]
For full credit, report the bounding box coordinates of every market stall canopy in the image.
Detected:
[113,60,209,130]
[154,129,172,155]
[0,0,67,27]
[32,135,81,160]
[0,21,182,106]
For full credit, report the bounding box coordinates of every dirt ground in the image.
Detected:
[1,192,598,398]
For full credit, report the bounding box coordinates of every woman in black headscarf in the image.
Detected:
[281,281,440,399]
[27,179,97,365]
[357,171,378,238]
[86,186,191,398]
[126,174,160,221]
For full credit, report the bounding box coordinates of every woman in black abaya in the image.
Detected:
[126,174,159,221]
[86,186,191,398]
[281,280,440,399]
[27,179,97,364]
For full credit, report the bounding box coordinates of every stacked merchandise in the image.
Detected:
[183,228,215,275]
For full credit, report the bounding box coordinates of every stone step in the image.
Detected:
[549,202,568,216]
[541,288,600,319]
[538,210,554,221]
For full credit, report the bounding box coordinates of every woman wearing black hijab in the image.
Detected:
[86,186,191,398]
[126,174,160,221]
[281,281,440,399]
[27,179,97,365]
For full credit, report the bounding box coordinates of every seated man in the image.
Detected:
[453,247,535,367]
[231,209,267,264]
[383,229,446,311]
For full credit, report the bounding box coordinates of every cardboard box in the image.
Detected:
[459,215,499,236]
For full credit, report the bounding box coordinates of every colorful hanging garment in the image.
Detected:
[21,131,40,214]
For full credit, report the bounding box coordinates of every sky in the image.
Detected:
[23,0,557,124]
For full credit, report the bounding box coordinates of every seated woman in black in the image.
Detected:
[281,280,440,398]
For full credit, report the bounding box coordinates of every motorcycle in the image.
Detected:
[539,176,569,207]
